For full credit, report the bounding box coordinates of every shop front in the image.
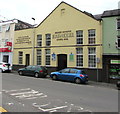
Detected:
[109,60,120,82]
[102,55,120,83]
[0,42,13,64]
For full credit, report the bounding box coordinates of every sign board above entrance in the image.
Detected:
[111,60,120,64]
[52,30,74,41]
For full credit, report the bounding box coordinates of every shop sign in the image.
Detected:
[0,48,12,52]
[52,30,74,41]
[15,36,31,44]
[111,60,120,64]
[6,42,12,46]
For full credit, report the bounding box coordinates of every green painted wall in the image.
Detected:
[102,16,120,54]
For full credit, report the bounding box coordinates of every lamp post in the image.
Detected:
[32,17,35,65]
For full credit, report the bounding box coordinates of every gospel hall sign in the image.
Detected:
[52,30,74,41]
[15,36,32,44]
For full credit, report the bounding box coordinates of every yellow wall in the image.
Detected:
[13,29,33,65]
[36,3,102,46]
[13,49,32,65]
[14,29,33,48]
[35,2,102,68]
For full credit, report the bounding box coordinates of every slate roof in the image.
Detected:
[94,14,102,20]
[102,9,120,17]
[93,9,120,20]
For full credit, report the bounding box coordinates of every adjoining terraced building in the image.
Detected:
[102,9,120,83]
[0,19,32,65]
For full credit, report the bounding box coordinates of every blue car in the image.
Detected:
[50,68,88,84]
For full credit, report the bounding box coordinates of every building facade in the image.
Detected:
[102,9,120,82]
[0,19,32,65]
[13,2,102,81]
[0,20,16,64]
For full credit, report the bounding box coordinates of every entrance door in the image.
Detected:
[57,54,67,70]
[25,54,30,66]
[3,55,9,63]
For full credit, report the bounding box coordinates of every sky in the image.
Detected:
[0,0,120,25]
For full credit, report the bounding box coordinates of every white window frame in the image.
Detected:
[117,18,120,30]
[6,24,10,32]
[76,48,83,67]
[18,52,23,64]
[88,29,96,44]
[45,49,51,65]
[37,34,42,47]
[76,30,83,44]
[88,47,96,68]
[37,49,41,65]
[117,36,120,49]
[46,34,51,46]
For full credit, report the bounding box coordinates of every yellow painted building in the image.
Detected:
[13,2,102,81]
[13,28,34,67]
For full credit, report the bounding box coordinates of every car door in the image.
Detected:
[58,69,70,81]
[24,66,32,75]
[30,66,36,76]
[68,69,78,81]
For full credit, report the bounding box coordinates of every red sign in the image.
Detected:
[0,48,12,52]
[6,42,12,46]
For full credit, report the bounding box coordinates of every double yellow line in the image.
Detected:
[0,107,7,112]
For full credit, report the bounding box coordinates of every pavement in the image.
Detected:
[88,80,117,89]
[10,70,117,90]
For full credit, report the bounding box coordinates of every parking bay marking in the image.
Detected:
[32,102,92,112]
[3,88,47,100]
[3,88,92,112]
[33,103,68,112]
[3,88,31,93]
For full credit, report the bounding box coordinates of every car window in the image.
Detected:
[61,69,70,73]
[32,66,36,70]
[26,66,32,69]
[70,69,78,73]
[41,66,47,70]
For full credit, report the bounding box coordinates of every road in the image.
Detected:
[0,72,119,112]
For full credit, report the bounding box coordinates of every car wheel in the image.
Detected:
[52,75,57,80]
[34,72,39,78]
[19,71,23,75]
[75,78,81,84]
[0,69,3,73]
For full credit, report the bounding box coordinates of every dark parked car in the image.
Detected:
[18,65,48,78]
[50,68,88,84]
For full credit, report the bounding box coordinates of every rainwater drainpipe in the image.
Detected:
[32,18,35,65]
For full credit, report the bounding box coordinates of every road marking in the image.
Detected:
[7,102,14,106]
[10,90,38,96]
[3,88,48,100]
[32,103,68,112]
[4,88,30,93]
[15,93,43,98]
[0,107,7,112]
